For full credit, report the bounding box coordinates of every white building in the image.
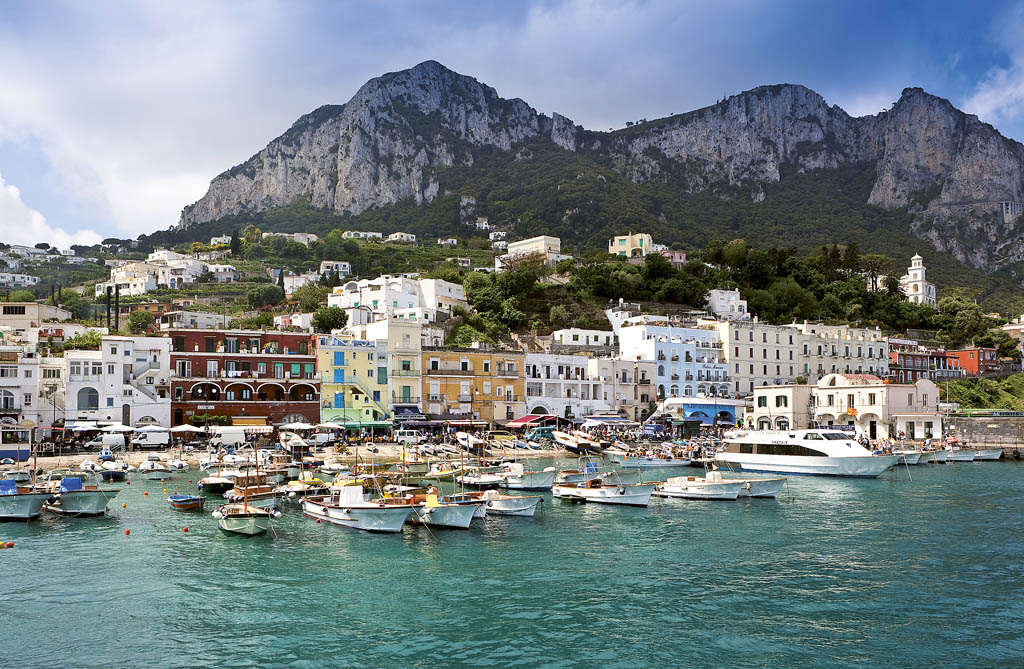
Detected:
[386,232,416,243]
[617,320,731,400]
[899,254,936,307]
[749,373,941,440]
[0,273,40,288]
[319,261,352,277]
[7,245,47,259]
[474,217,491,230]
[488,231,506,241]
[437,238,458,248]
[495,235,572,272]
[328,275,466,326]
[552,328,617,348]
[274,313,314,331]
[64,335,171,426]
[706,289,749,321]
[524,353,611,419]
[587,357,657,421]
[207,264,239,283]
[0,341,65,428]
[210,235,232,246]
[492,240,508,251]
[262,232,320,246]
[342,231,383,240]
[283,273,321,296]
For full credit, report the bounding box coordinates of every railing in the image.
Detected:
[427,394,444,401]
[457,394,473,402]
[424,367,473,375]
[392,396,421,404]
[391,369,421,376]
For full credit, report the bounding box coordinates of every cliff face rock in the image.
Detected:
[179,62,1024,272]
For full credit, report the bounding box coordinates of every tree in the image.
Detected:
[723,239,748,268]
[247,284,285,309]
[230,228,241,257]
[231,312,273,329]
[242,224,262,246]
[34,242,50,250]
[8,289,36,302]
[128,310,154,333]
[56,289,89,319]
[292,283,330,312]
[62,329,102,351]
[641,253,674,282]
[841,242,861,275]
[311,306,348,333]
[277,270,285,288]
[549,304,571,327]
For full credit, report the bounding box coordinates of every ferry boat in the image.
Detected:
[716,429,898,478]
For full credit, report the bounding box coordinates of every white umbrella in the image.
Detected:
[279,421,315,430]
[315,422,345,429]
[135,425,168,432]
[101,423,134,432]
[170,425,206,433]
[70,424,99,432]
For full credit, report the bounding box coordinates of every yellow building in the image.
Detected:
[421,347,526,425]
[609,232,653,258]
[316,334,391,428]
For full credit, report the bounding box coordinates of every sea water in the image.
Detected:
[1,459,1022,667]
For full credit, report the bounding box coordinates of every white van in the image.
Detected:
[209,427,249,449]
[130,432,170,450]
[83,433,126,451]
[394,429,427,446]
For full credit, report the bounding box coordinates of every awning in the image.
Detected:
[444,420,489,426]
[505,414,549,427]
[232,417,268,426]
[393,406,425,419]
[342,421,393,429]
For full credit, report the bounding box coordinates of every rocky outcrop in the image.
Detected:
[178,63,1024,272]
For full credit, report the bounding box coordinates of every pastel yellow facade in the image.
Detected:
[609,232,653,258]
[420,348,526,424]
[316,335,391,427]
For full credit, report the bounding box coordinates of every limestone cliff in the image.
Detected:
[178,62,1024,272]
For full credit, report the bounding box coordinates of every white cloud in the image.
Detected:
[0,172,102,248]
[964,3,1024,129]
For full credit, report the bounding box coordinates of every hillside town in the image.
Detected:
[2,232,1015,445]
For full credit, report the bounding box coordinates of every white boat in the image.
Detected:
[609,452,692,468]
[0,479,50,520]
[139,460,172,480]
[894,450,923,465]
[974,448,1003,461]
[455,469,504,488]
[167,459,190,471]
[40,472,120,516]
[302,486,415,533]
[947,448,976,462]
[917,451,935,464]
[932,449,949,463]
[481,490,543,517]
[725,475,787,498]
[552,430,603,455]
[79,460,101,472]
[654,470,745,500]
[2,469,33,484]
[456,432,485,451]
[212,503,277,536]
[498,462,558,491]
[552,479,656,506]
[717,429,898,478]
[442,492,489,519]
[412,496,479,529]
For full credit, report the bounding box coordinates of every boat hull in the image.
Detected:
[933,449,949,463]
[895,451,922,465]
[168,495,205,511]
[142,469,172,481]
[610,454,692,469]
[414,503,478,529]
[716,453,898,478]
[0,491,50,520]
[552,483,656,507]
[45,489,119,516]
[947,450,976,462]
[302,498,413,533]
[486,495,542,517]
[500,468,557,491]
[654,480,743,500]
[729,477,787,498]
[217,514,269,536]
[99,469,126,482]
[974,448,1003,461]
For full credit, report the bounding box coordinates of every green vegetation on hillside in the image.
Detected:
[943,374,1024,410]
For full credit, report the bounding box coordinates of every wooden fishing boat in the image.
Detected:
[552,478,656,507]
[167,494,205,511]
[212,503,278,535]
[40,471,120,516]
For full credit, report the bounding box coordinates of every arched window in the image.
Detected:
[684,385,693,396]
[658,364,665,376]
[0,389,14,409]
[669,384,679,396]
[77,387,99,410]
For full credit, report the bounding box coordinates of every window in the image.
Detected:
[827,394,834,406]
[24,393,31,407]
[106,397,114,407]
[922,394,928,406]
[868,393,876,404]
[146,376,154,385]
[107,364,114,375]
[2,305,26,315]
[775,396,787,407]
[23,369,31,378]
[483,361,490,373]
[43,368,60,379]
[847,393,854,407]
[757,396,767,407]
[908,393,914,405]
[110,346,117,355]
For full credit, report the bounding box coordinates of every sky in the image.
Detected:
[1,0,1023,248]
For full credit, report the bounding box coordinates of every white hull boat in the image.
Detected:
[483,491,543,517]
[0,488,50,520]
[44,489,119,516]
[167,459,190,471]
[947,449,976,462]
[414,501,479,529]
[917,451,935,464]
[223,491,281,509]
[142,467,172,480]
[303,489,414,533]
[728,476,787,498]
[654,472,744,500]
[499,463,558,491]
[894,451,923,465]
[2,469,32,484]
[932,449,949,463]
[974,448,1003,461]
[552,481,656,506]
[718,429,898,478]
[213,504,277,535]
[455,472,504,488]
[610,453,691,469]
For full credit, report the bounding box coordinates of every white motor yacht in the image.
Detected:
[552,478,656,506]
[717,429,898,478]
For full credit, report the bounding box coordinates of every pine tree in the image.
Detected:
[277,269,285,288]
[230,228,240,256]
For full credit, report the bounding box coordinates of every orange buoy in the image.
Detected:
[121,503,126,509]
[183,527,189,533]
[126,481,131,485]
[143,491,149,496]
[163,488,167,493]
[161,479,165,483]
[188,480,193,484]
[124,529,130,536]
[4,541,12,549]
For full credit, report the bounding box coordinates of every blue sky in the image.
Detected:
[1,0,1023,247]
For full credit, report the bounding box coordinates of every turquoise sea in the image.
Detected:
[2,458,1022,668]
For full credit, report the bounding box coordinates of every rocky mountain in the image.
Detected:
[178,61,1024,272]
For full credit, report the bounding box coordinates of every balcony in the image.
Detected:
[427,394,444,402]
[391,368,421,377]
[424,366,473,375]
[392,395,421,404]
[457,394,473,402]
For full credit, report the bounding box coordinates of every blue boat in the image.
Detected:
[168,494,205,512]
